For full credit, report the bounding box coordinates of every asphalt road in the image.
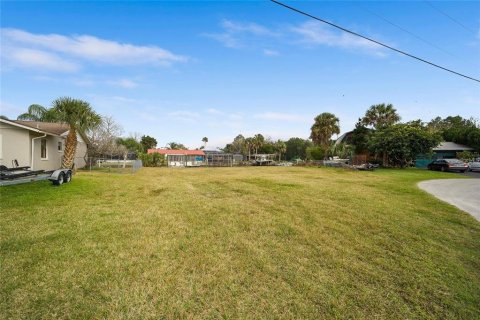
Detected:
[418,179,480,221]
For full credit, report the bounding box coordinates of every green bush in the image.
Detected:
[139,152,166,167]
[306,146,326,160]
[456,151,477,161]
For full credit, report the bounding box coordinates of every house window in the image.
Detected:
[0,134,3,159]
[41,139,47,159]
[58,141,62,152]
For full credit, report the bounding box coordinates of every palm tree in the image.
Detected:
[361,103,400,130]
[276,140,287,161]
[245,137,253,160]
[252,134,265,155]
[310,113,340,151]
[51,97,102,169]
[17,104,56,121]
[202,137,208,148]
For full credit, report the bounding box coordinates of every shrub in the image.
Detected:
[139,152,165,167]
[306,146,326,160]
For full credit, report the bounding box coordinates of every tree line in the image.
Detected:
[10,98,479,168]
[222,103,479,167]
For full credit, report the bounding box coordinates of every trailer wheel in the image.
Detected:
[53,172,65,186]
[64,171,72,183]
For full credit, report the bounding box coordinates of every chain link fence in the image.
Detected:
[79,157,142,173]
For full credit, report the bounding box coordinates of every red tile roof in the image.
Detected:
[148,149,205,156]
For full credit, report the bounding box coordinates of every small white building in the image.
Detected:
[0,119,88,171]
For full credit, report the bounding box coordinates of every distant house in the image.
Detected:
[415,141,475,168]
[148,149,205,167]
[0,119,88,170]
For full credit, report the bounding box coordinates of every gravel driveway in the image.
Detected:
[418,179,480,221]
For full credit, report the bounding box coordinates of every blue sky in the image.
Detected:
[1,1,479,149]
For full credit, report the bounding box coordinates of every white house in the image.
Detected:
[0,119,88,171]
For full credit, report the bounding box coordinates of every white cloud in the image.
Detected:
[108,79,138,88]
[206,19,386,57]
[204,19,278,49]
[263,49,279,56]
[291,21,386,56]
[112,96,139,103]
[254,112,311,123]
[1,28,188,71]
[72,78,96,87]
[221,19,279,37]
[206,108,223,115]
[168,110,200,122]
[203,33,242,49]
[2,47,79,72]
[0,101,24,118]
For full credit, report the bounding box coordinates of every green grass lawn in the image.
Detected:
[1,167,479,319]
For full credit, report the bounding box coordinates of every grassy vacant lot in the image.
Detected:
[1,167,479,319]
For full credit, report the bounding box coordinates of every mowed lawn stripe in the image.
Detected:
[1,167,479,319]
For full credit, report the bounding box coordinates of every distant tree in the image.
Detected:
[330,143,353,159]
[117,137,143,164]
[0,115,8,120]
[350,120,373,154]
[140,135,158,152]
[17,104,56,122]
[245,137,253,159]
[232,134,246,153]
[285,137,312,160]
[310,113,340,153]
[369,123,440,167]
[306,146,326,160]
[202,137,208,148]
[252,134,265,154]
[275,140,287,161]
[166,142,187,150]
[87,116,124,157]
[51,97,102,169]
[427,116,480,150]
[361,103,400,130]
[258,138,276,154]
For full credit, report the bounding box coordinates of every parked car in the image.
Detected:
[468,158,480,172]
[427,159,468,173]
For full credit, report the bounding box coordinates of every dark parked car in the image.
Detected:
[427,159,468,173]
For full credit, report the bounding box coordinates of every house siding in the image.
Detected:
[0,122,31,167]
[0,120,88,170]
[31,133,64,171]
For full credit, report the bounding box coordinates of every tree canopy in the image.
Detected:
[140,135,158,152]
[51,97,102,168]
[369,123,440,167]
[166,142,187,150]
[361,103,400,130]
[310,112,340,150]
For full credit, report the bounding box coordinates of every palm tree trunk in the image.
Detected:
[62,126,77,169]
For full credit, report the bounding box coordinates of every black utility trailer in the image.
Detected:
[0,166,72,186]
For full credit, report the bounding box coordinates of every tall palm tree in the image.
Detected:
[252,134,265,155]
[276,140,287,161]
[361,103,400,130]
[310,113,340,151]
[51,97,102,169]
[245,137,253,160]
[17,104,56,121]
[202,137,208,148]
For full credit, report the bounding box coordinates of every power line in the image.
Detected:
[270,0,480,84]
[424,1,476,35]
[357,4,458,59]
